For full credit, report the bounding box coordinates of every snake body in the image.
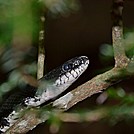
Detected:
[0,56,89,133]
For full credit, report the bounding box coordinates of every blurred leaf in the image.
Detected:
[127,58,134,73]
[108,104,134,125]
[0,82,11,93]
[116,88,126,98]
[39,0,80,16]
[124,31,134,50]
[106,87,125,99]
[99,44,114,67]
[100,44,114,57]
[48,112,62,133]
[123,95,134,104]
[124,31,134,58]
[22,62,37,75]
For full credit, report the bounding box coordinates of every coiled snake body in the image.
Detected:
[0,56,89,133]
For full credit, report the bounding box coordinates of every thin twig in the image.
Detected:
[111,0,129,67]
[57,109,107,122]
[37,15,45,79]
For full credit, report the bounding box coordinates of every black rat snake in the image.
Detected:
[0,56,89,133]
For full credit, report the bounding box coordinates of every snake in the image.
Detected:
[0,56,89,133]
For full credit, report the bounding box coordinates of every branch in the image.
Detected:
[5,0,134,133]
[5,64,134,133]
[111,0,130,68]
[52,0,131,111]
[53,68,131,110]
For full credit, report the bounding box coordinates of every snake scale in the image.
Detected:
[0,56,89,133]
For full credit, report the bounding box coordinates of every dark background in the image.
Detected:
[27,0,134,134]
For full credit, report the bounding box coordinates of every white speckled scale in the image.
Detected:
[0,110,21,133]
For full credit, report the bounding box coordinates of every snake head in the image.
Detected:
[25,56,89,107]
[54,56,89,86]
[38,56,89,88]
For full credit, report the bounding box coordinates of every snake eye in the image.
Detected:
[62,64,72,71]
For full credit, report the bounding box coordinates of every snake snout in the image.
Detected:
[79,56,89,65]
